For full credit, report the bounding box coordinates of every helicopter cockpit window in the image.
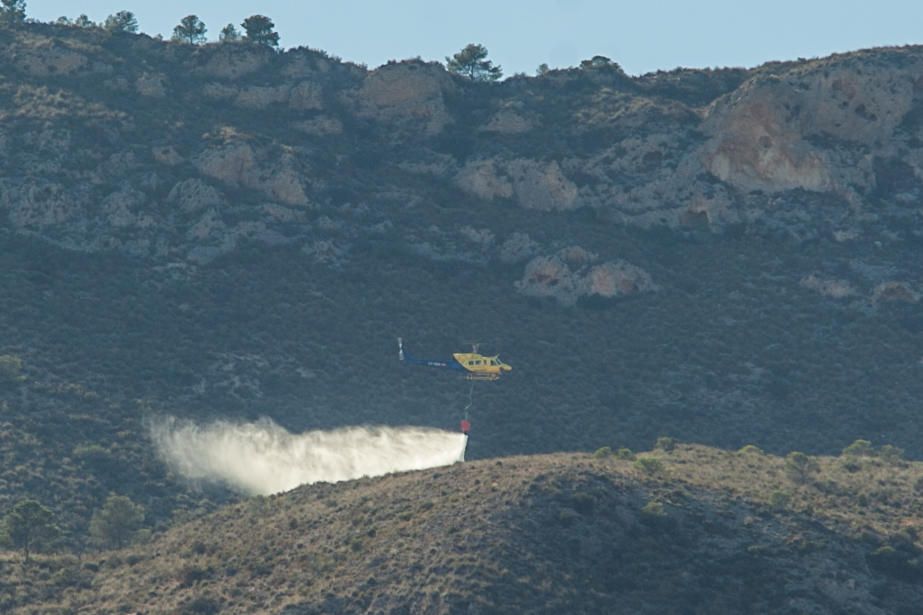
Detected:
[490,359,498,366]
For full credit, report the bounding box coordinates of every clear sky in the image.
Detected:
[27,1,923,76]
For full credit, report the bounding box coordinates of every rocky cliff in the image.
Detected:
[3,24,923,287]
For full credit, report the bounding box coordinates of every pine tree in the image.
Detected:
[241,15,279,48]
[446,43,503,81]
[2,499,59,562]
[74,14,95,28]
[219,23,241,43]
[172,15,207,44]
[104,10,138,34]
[0,0,26,24]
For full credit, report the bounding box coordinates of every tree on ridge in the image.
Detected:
[446,43,503,81]
[219,23,241,43]
[172,14,207,44]
[242,14,279,48]
[0,0,27,24]
[104,10,139,33]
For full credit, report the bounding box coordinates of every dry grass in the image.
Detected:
[2,445,912,614]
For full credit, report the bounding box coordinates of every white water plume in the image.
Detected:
[148,416,468,495]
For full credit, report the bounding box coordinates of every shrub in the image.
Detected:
[570,492,595,515]
[72,443,110,461]
[866,544,923,582]
[592,446,613,459]
[0,354,25,383]
[640,500,672,529]
[641,500,665,517]
[654,436,676,452]
[557,507,579,528]
[89,494,145,549]
[615,447,635,460]
[879,444,904,464]
[633,456,664,475]
[841,458,863,473]
[178,564,210,587]
[738,444,764,455]
[784,451,818,484]
[842,439,874,457]
[768,490,791,511]
[183,596,222,615]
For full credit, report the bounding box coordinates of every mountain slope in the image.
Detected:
[2,20,923,548]
[9,445,917,614]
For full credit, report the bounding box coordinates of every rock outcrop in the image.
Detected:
[354,61,454,135]
[2,23,923,276]
[516,247,657,305]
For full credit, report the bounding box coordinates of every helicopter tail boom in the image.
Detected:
[398,338,465,371]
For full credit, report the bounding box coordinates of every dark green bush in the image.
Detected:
[633,456,664,475]
[784,451,818,484]
[654,436,676,452]
[842,439,874,457]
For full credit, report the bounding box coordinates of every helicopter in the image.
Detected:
[397,338,512,381]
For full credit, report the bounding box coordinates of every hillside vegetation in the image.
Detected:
[5,445,923,614]
[1,16,923,610]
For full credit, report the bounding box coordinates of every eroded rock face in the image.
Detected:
[167,179,225,214]
[455,160,513,201]
[581,261,658,298]
[703,109,833,193]
[800,274,859,299]
[699,54,923,197]
[482,109,534,134]
[152,145,183,166]
[3,26,923,275]
[195,142,257,187]
[355,61,454,135]
[293,116,342,136]
[455,159,579,211]
[508,159,580,211]
[229,81,323,111]
[498,232,539,264]
[289,81,324,111]
[102,187,154,229]
[515,248,656,306]
[194,45,272,80]
[1,180,82,230]
[872,281,919,303]
[194,142,309,207]
[235,85,289,109]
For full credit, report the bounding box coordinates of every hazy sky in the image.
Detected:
[28,1,923,76]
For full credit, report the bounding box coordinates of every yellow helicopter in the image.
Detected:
[398,338,512,381]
